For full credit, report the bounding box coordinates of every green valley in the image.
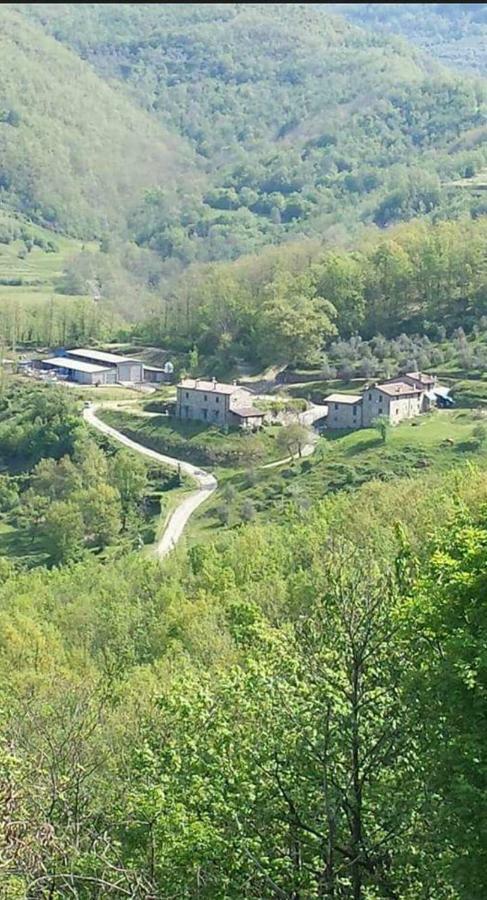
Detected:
[2,5,487,899]
[0,5,195,236]
[1,3,485,264]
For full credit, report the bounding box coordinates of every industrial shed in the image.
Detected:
[65,348,143,383]
[42,357,116,385]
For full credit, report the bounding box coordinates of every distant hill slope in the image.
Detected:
[0,6,196,237]
[5,3,487,263]
[328,4,487,78]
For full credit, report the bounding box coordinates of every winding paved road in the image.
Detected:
[83,404,217,559]
[83,399,327,559]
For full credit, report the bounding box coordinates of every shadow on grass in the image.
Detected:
[344,437,382,456]
[455,440,481,453]
[322,428,355,442]
[0,522,47,566]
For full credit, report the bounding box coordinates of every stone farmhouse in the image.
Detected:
[325,372,449,430]
[176,378,264,429]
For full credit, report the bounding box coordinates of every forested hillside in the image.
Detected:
[0,6,195,236]
[330,3,487,77]
[136,216,487,371]
[2,459,487,898]
[5,3,487,263]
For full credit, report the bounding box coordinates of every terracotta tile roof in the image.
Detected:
[375,382,422,397]
[179,378,241,395]
[405,371,435,384]
[324,393,363,404]
[231,406,263,418]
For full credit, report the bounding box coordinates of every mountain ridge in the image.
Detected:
[1,3,486,264]
[0,5,199,237]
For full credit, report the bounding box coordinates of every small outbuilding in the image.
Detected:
[228,407,264,429]
[324,393,363,429]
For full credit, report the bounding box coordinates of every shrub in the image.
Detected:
[472,423,487,448]
[240,499,256,523]
[244,468,258,488]
[222,483,237,503]
[215,503,231,526]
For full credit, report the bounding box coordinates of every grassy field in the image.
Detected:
[69,385,143,403]
[97,408,285,468]
[187,408,487,543]
[284,378,367,404]
[0,238,86,285]
[0,285,93,308]
[0,212,97,306]
[0,520,48,568]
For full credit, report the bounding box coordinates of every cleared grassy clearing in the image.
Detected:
[0,213,98,307]
[97,408,284,468]
[0,520,48,568]
[188,408,487,542]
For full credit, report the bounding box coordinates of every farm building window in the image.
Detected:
[335,403,339,410]
[185,392,189,399]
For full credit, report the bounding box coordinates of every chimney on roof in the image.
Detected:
[233,379,237,386]
[195,378,199,388]
[212,376,216,390]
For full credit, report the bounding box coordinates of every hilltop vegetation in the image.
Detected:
[0,5,193,237]
[2,457,487,897]
[1,3,486,369]
[331,3,487,77]
[3,3,486,265]
[136,216,487,371]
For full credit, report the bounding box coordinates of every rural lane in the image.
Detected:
[83,398,327,559]
[83,404,217,559]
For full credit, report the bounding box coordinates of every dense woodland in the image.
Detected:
[331,3,487,77]
[1,4,487,898]
[0,4,485,264]
[0,382,180,567]
[135,216,487,371]
[2,461,487,898]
